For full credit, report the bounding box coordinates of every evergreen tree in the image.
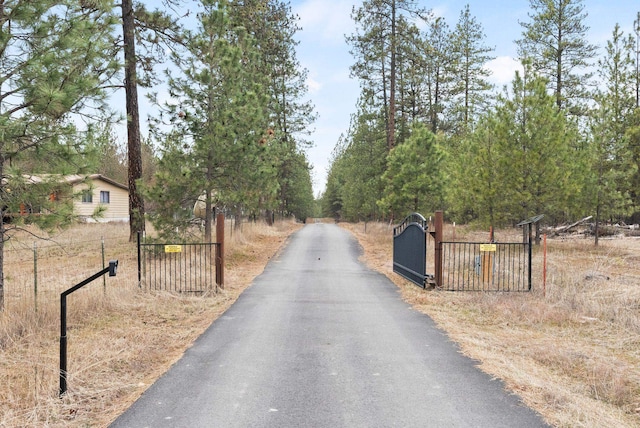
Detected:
[635,13,640,108]
[146,0,274,241]
[451,72,581,226]
[626,110,640,213]
[120,0,185,240]
[516,0,597,114]
[322,135,348,219]
[280,151,316,221]
[423,16,454,133]
[347,0,428,151]
[590,24,637,240]
[83,122,128,184]
[324,107,387,222]
[447,114,506,225]
[450,4,494,133]
[227,1,316,221]
[0,0,119,309]
[378,124,444,219]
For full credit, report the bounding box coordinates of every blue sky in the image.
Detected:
[288,0,639,195]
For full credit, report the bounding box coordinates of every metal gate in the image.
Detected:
[441,241,531,291]
[137,236,222,293]
[393,213,432,288]
[392,211,532,292]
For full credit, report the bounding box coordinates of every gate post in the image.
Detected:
[434,211,443,288]
[216,213,224,289]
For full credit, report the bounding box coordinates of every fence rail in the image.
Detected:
[441,241,531,291]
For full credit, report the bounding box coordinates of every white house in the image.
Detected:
[67,174,129,222]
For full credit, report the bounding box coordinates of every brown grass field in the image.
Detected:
[1,219,639,427]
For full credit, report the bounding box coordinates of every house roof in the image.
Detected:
[65,174,128,191]
[3,174,128,191]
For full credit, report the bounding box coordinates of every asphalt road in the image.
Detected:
[111,223,549,428]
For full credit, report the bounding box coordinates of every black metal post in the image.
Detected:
[60,260,118,397]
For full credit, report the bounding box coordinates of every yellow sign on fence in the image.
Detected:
[164,245,183,253]
[479,244,497,252]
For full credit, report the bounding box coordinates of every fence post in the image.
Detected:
[216,213,224,289]
[137,232,142,288]
[33,242,38,313]
[434,210,443,288]
[528,230,533,291]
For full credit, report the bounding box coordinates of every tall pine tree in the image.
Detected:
[516,0,597,114]
[146,0,274,241]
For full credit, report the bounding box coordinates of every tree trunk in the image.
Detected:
[204,188,213,243]
[122,0,146,242]
[388,0,397,151]
[234,206,243,231]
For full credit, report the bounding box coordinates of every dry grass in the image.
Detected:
[342,221,640,428]
[5,219,639,427]
[0,219,302,427]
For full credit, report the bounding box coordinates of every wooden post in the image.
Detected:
[215,213,225,289]
[434,210,443,288]
[481,252,494,283]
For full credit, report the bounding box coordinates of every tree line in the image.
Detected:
[0,0,317,309]
[322,0,640,238]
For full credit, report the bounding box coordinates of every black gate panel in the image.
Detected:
[393,213,429,288]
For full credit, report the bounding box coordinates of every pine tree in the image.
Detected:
[423,16,454,133]
[228,1,317,221]
[347,0,428,151]
[634,13,640,108]
[378,124,444,218]
[451,72,581,226]
[516,0,597,114]
[0,0,119,309]
[326,106,387,222]
[146,0,274,241]
[119,0,185,241]
[450,4,494,133]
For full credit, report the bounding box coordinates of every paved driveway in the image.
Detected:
[111,223,549,427]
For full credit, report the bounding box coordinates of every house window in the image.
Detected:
[100,191,110,204]
[81,190,93,203]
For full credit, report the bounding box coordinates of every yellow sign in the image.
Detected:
[164,245,183,253]
[480,244,497,252]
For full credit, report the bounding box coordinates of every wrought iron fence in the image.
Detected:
[440,241,531,291]
[137,240,221,293]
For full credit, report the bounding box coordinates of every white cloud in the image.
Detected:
[295,0,357,44]
[306,74,322,94]
[486,56,523,87]
[431,5,447,19]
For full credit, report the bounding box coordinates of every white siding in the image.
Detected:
[73,179,129,222]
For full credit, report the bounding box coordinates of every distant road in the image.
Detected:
[111,223,549,427]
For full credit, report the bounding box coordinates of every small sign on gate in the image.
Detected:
[164,245,183,253]
[479,243,496,252]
